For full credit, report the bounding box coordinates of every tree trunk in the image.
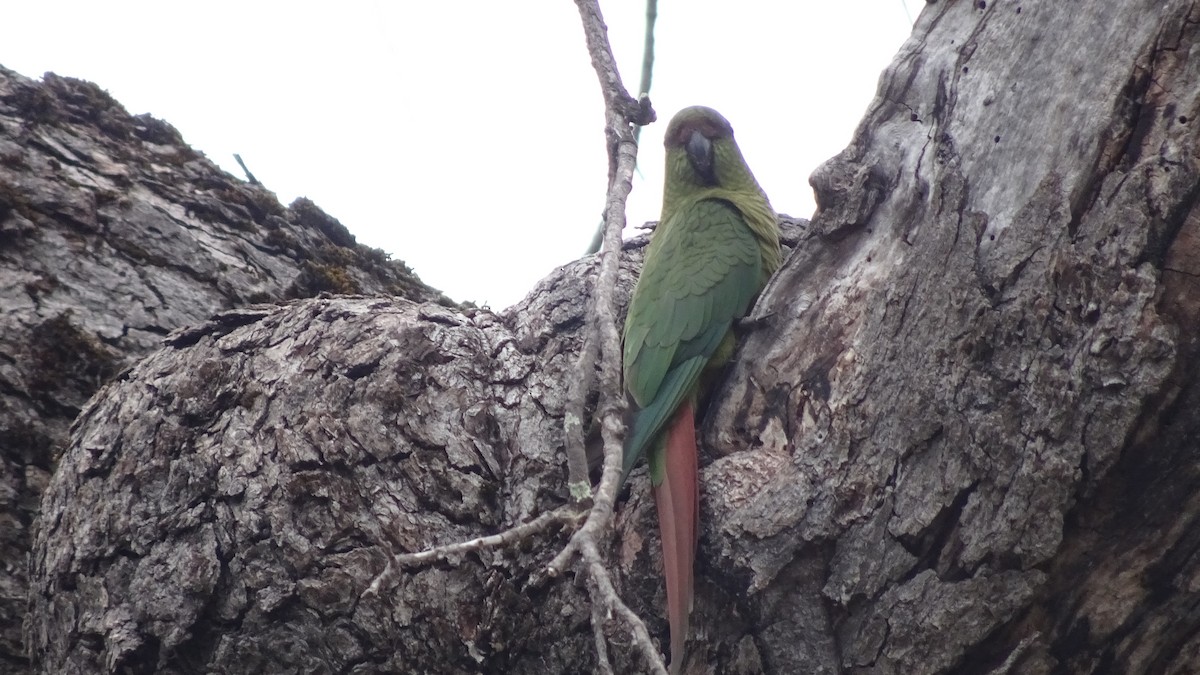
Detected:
[0,66,450,673]
[20,0,1200,673]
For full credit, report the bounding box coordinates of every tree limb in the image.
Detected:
[361,506,584,599]
[560,0,665,669]
[583,0,658,255]
[632,0,657,149]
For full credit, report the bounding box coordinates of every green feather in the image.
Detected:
[622,356,707,481]
[622,199,762,474]
[620,105,782,673]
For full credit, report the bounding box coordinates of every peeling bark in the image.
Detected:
[19,0,1200,673]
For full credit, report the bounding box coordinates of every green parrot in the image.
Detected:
[622,106,781,673]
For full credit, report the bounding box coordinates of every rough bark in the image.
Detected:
[0,65,450,672]
[20,0,1200,673]
[703,1,1200,672]
[19,211,800,675]
[28,266,635,674]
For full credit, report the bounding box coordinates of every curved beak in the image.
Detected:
[685,130,715,184]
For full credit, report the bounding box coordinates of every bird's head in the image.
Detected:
[662,106,762,206]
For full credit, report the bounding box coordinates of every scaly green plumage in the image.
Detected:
[621,106,781,673]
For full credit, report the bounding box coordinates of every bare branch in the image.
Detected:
[361,507,581,599]
[557,1,667,671]
[548,116,639,572]
[563,0,654,502]
[583,535,669,675]
[987,633,1042,675]
[574,1,656,130]
[632,0,658,148]
[582,0,658,255]
[232,153,260,185]
[589,579,616,675]
[362,3,659,668]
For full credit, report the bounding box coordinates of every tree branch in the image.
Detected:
[632,0,657,149]
[583,0,658,255]
[232,153,260,185]
[361,507,583,599]
[562,0,653,501]
[558,0,665,670]
[589,578,616,675]
[351,2,659,667]
[583,534,669,675]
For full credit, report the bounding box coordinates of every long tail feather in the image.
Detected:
[652,401,699,674]
[623,357,707,483]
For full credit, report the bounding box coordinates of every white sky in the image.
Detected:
[4,1,918,309]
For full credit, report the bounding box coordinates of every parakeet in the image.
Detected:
[622,106,781,672]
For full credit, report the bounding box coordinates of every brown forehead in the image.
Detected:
[665,114,732,147]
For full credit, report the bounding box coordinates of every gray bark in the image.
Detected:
[27,285,610,673]
[704,1,1200,672]
[19,0,1200,673]
[0,66,449,672]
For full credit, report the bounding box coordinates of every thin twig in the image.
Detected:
[987,632,1040,674]
[395,507,580,566]
[233,153,260,185]
[548,93,639,578]
[583,0,658,255]
[360,7,657,667]
[559,1,666,671]
[583,533,669,675]
[554,296,667,673]
[564,0,654,501]
[361,506,581,598]
[564,317,600,500]
[590,577,616,675]
[632,0,657,149]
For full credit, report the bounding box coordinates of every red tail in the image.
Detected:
[652,402,699,674]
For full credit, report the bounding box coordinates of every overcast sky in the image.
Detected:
[5,1,918,309]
